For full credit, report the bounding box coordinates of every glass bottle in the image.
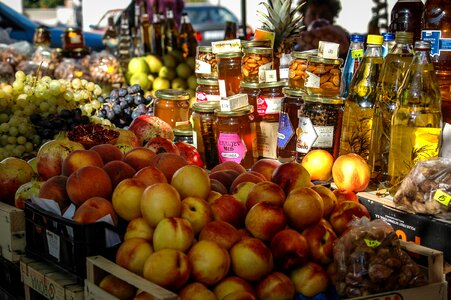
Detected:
[388,41,442,193]
[339,34,384,161]
[102,16,119,55]
[421,0,451,124]
[389,0,424,42]
[382,32,396,58]
[179,12,198,59]
[340,34,365,98]
[149,11,163,56]
[163,8,180,54]
[369,31,414,183]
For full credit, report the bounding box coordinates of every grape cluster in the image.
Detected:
[96,84,154,128]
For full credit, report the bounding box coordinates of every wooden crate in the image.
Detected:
[20,257,84,300]
[85,256,179,300]
[0,202,25,262]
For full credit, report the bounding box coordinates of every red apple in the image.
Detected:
[256,272,295,300]
[332,153,370,192]
[329,200,370,235]
[290,262,330,297]
[283,187,324,231]
[128,115,174,146]
[270,229,310,271]
[199,220,241,250]
[181,196,213,235]
[245,202,286,241]
[271,162,311,194]
[145,136,180,154]
[176,141,204,167]
[302,219,337,265]
[250,158,281,181]
[152,217,194,252]
[245,181,285,210]
[210,194,247,228]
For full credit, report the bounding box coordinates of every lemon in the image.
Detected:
[158,66,176,80]
[153,77,170,91]
[176,63,193,79]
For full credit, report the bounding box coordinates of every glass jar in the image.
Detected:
[241,40,272,49]
[305,56,343,97]
[63,27,85,52]
[173,123,194,145]
[196,78,221,102]
[288,51,311,91]
[240,81,261,121]
[34,26,51,48]
[257,81,287,122]
[154,89,190,128]
[217,52,242,98]
[277,88,305,162]
[296,95,344,160]
[215,105,257,169]
[241,47,273,83]
[195,46,218,79]
[191,101,221,169]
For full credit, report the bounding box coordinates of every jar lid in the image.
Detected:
[283,87,306,97]
[243,47,273,54]
[214,104,254,116]
[197,78,219,86]
[367,34,383,45]
[155,89,190,100]
[192,101,220,112]
[259,80,288,89]
[240,81,260,89]
[291,50,316,59]
[216,52,242,58]
[303,94,345,105]
[241,40,271,48]
[308,55,343,65]
[173,123,193,135]
[197,45,213,53]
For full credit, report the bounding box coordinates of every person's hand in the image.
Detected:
[297,24,350,58]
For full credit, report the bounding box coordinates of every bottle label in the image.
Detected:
[277,112,294,149]
[196,91,221,102]
[304,71,320,88]
[351,49,364,59]
[217,132,247,164]
[421,30,451,56]
[257,96,283,116]
[296,117,318,154]
[195,59,212,74]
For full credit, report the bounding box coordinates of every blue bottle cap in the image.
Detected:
[351,34,364,43]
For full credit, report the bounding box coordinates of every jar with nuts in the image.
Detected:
[241,47,273,83]
[304,56,343,97]
[195,46,218,79]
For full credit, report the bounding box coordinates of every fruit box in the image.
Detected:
[20,256,84,300]
[24,201,121,279]
[85,255,179,300]
[0,202,26,262]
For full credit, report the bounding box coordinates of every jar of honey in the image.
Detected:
[191,101,220,169]
[63,27,85,52]
[305,56,343,97]
[154,89,190,128]
[215,105,257,169]
[257,80,287,122]
[217,51,242,98]
[241,47,273,83]
[195,46,218,79]
[239,81,261,121]
[196,78,221,102]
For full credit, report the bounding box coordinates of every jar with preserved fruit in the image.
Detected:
[241,40,272,49]
[191,101,221,169]
[173,123,194,145]
[296,95,344,160]
[63,27,85,52]
[241,47,273,83]
[277,88,305,162]
[215,105,257,169]
[305,56,342,97]
[257,81,287,122]
[217,51,242,98]
[195,46,218,79]
[288,51,311,90]
[154,89,190,128]
[240,81,261,121]
[196,78,221,102]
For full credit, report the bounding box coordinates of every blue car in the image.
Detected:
[0,2,104,51]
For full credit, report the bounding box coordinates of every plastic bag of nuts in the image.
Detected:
[304,55,342,97]
[241,47,273,83]
[195,46,218,79]
[88,51,124,86]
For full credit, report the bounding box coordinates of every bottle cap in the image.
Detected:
[382,32,395,42]
[367,34,383,45]
[351,34,364,43]
[395,31,414,44]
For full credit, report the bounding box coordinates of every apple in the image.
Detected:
[188,240,231,286]
[181,196,213,235]
[128,115,174,146]
[112,178,147,221]
[73,196,118,225]
[270,229,310,271]
[230,237,273,282]
[310,185,337,218]
[199,220,241,250]
[271,162,311,194]
[152,217,194,252]
[329,200,370,235]
[38,175,71,211]
[0,157,35,205]
[171,165,211,199]
[145,136,180,154]
[122,147,156,171]
[124,217,154,242]
[302,219,337,265]
[245,181,285,210]
[15,180,44,209]
[333,188,359,203]
[283,187,324,231]
[175,141,204,167]
[115,238,153,276]
[256,272,295,300]
[332,153,371,192]
[250,158,281,181]
[140,182,182,227]
[210,194,247,228]
[61,149,104,176]
[245,202,286,241]
[179,282,216,300]
[98,274,137,299]
[290,262,330,297]
[142,248,191,291]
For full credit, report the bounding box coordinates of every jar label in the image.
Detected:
[196,91,221,102]
[277,112,294,149]
[217,132,247,164]
[195,59,212,74]
[421,30,451,56]
[257,96,282,115]
[312,125,334,148]
[296,117,318,154]
[305,71,320,88]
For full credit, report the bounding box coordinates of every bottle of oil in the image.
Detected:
[421,0,451,124]
[179,12,198,58]
[340,34,365,98]
[369,31,414,183]
[388,41,442,193]
[339,34,384,161]
[163,8,180,54]
[389,0,424,42]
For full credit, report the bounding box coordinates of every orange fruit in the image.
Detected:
[301,150,334,181]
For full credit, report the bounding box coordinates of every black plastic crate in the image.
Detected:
[24,201,122,279]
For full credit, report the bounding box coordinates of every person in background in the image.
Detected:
[296,0,350,58]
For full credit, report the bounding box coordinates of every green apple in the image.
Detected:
[129,72,151,91]
[145,54,163,74]
[176,63,193,79]
[153,77,171,91]
[158,66,176,80]
[171,78,188,90]
[128,57,150,75]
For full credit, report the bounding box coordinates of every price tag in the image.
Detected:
[434,189,451,206]
[46,230,60,260]
[364,238,381,248]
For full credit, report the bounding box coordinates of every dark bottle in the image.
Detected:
[224,21,237,40]
[163,8,180,54]
[422,0,451,124]
[179,12,198,58]
[102,16,119,55]
[389,0,424,42]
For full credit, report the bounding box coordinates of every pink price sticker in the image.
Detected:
[217,132,247,164]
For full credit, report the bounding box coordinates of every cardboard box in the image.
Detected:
[20,256,84,300]
[358,191,451,264]
[85,256,178,300]
[0,202,25,262]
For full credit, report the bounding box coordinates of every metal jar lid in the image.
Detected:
[243,47,273,55]
[192,101,220,112]
[214,104,254,117]
[302,94,345,105]
[155,89,190,101]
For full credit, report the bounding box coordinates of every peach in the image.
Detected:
[246,181,285,210]
[148,152,188,182]
[209,169,241,192]
[211,161,246,174]
[210,194,247,228]
[171,165,211,199]
[140,183,182,227]
[245,202,286,241]
[90,143,124,163]
[214,276,255,300]
[270,229,310,271]
[103,160,136,188]
[250,158,281,181]
[179,283,216,300]
[122,147,156,171]
[256,272,295,300]
[210,179,228,194]
[310,185,337,218]
[112,178,147,221]
[229,171,266,194]
[283,187,324,231]
[115,237,153,276]
[98,274,137,300]
[181,196,213,235]
[133,166,167,186]
[66,166,113,206]
[332,153,370,192]
[199,220,241,250]
[61,149,104,177]
[271,162,311,194]
[124,217,154,241]
[290,262,330,297]
[152,217,194,252]
[73,196,117,225]
[38,175,71,210]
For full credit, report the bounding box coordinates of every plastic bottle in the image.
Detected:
[421,0,451,124]
[340,34,365,98]
[382,32,396,58]
[339,34,384,161]
[388,41,442,193]
[368,31,414,183]
[389,0,424,42]
[179,12,198,59]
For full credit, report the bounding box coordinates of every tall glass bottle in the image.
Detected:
[369,31,414,183]
[179,12,198,58]
[339,34,384,161]
[163,8,180,54]
[388,41,442,193]
[421,0,451,124]
[389,0,424,42]
[340,34,365,98]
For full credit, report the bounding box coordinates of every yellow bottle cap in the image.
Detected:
[367,34,383,45]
